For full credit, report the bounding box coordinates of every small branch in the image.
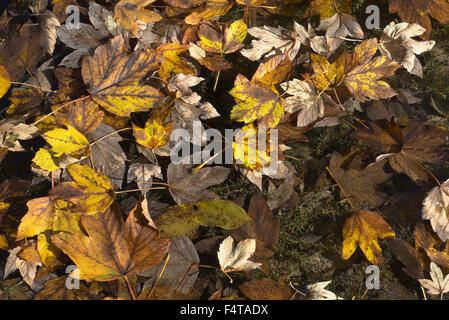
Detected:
[10,81,56,93]
[114,187,166,195]
[148,254,170,298]
[89,127,132,146]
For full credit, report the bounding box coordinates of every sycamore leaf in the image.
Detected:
[34,276,95,300]
[0,65,10,99]
[239,278,293,300]
[185,0,233,25]
[7,88,44,119]
[167,164,230,204]
[305,281,342,300]
[342,210,395,264]
[16,197,81,241]
[57,23,107,68]
[419,262,449,295]
[164,0,205,8]
[113,0,162,36]
[328,152,392,207]
[388,238,425,280]
[354,120,449,182]
[0,119,39,152]
[4,247,41,287]
[380,22,435,77]
[389,0,449,39]
[51,202,170,281]
[154,200,250,238]
[54,97,104,135]
[340,38,400,102]
[241,25,300,61]
[133,118,173,149]
[306,0,352,20]
[197,20,247,55]
[42,125,91,159]
[49,164,114,215]
[317,13,364,51]
[157,43,195,81]
[251,53,291,88]
[280,79,324,127]
[307,53,344,92]
[81,35,165,117]
[89,1,124,37]
[217,236,261,272]
[229,82,284,129]
[127,163,163,193]
[422,179,449,241]
[0,22,44,81]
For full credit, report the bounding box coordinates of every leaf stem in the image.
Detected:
[10,81,56,93]
[89,127,132,146]
[148,253,170,298]
[123,275,136,301]
[213,70,221,92]
[32,96,90,126]
[114,187,166,194]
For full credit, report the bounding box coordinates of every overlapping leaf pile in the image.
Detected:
[1,0,449,300]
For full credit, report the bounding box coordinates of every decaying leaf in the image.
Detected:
[154,200,250,238]
[422,179,449,241]
[51,202,170,281]
[217,236,261,273]
[419,262,449,296]
[114,0,162,36]
[305,281,342,300]
[239,278,293,300]
[342,210,395,264]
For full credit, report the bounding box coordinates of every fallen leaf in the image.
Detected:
[4,247,42,287]
[217,236,261,272]
[342,210,395,264]
[51,202,170,281]
[114,0,162,36]
[154,200,250,238]
[185,0,233,25]
[419,262,449,295]
[239,278,293,300]
[380,22,435,77]
[422,178,449,241]
[305,280,342,300]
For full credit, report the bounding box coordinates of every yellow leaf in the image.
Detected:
[114,0,162,36]
[157,44,195,81]
[49,164,115,215]
[6,88,44,119]
[37,233,64,270]
[305,0,352,20]
[32,148,61,172]
[0,65,10,99]
[0,234,8,250]
[42,125,90,158]
[81,36,165,117]
[229,82,284,129]
[185,0,233,25]
[251,53,291,88]
[233,124,272,170]
[133,118,174,149]
[51,202,170,281]
[342,210,395,264]
[16,197,81,240]
[307,53,344,92]
[198,20,247,54]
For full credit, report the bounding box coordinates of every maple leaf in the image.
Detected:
[54,97,104,135]
[305,281,342,300]
[133,118,174,149]
[37,9,60,55]
[307,53,344,92]
[185,0,233,25]
[251,53,291,88]
[34,276,95,300]
[328,152,392,208]
[422,179,449,241]
[217,236,261,273]
[114,0,162,36]
[339,38,400,102]
[4,246,41,287]
[164,0,205,8]
[419,262,449,296]
[389,0,449,39]
[388,238,425,280]
[49,164,114,215]
[379,22,435,77]
[0,119,39,152]
[51,202,170,281]
[353,120,449,182]
[197,20,247,55]
[128,163,163,193]
[167,163,230,204]
[229,81,284,129]
[81,35,165,117]
[0,65,10,100]
[16,197,81,241]
[57,23,108,68]
[280,78,325,127]
[188,43,232,72]
[239,278,294,300]
[0,22,44,81]
[41,125,91,159]
[7,88,44,119]
[305,0,352,20]
[342,210,395,264]
[157,43,195,81]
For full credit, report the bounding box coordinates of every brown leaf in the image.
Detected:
[239,278,294,300]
